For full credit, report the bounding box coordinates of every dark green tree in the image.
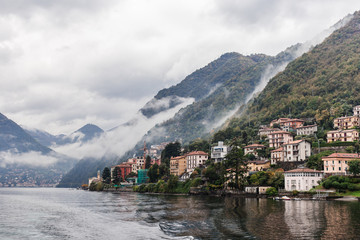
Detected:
[102,167,111,184]
[145,155,152,169]
[112,166,122,185]
[148,163,160,182]
[348,160,360,176]
[224,138,247,189]
[161,142,181,167]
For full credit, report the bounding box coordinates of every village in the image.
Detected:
[88,105,360,199]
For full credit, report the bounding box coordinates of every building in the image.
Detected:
[270,118,304,130]
[111,163,133,181]
[211,141,229,163]
[284,168,324,191]
[247,160,270,172]
[258,127,280,137]
[271,147,284,164]
[88,170,101,186]
[326,129,359,143]
[296,124,318,136]
[268,131,293,148]
[170,155,187,176]
[333,116,360,129]
[354,105,360,116]
[244,144,266,158]
[282,140,311,162]
[186,151,208,172]
[322,153,360,175]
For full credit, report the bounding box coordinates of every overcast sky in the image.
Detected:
[1,0,360,135]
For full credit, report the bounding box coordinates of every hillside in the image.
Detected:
[226,11,360,134]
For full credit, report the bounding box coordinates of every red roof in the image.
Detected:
[271,147,283,152]
[283,139,306,145]
[170,155,186,160]
[323,153,360,159]
[244,144,266,148]
[285,168,323,173]
[186,151,208,156]
[268,131,292,135]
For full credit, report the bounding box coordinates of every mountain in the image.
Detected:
[0,112,77,187]
[0,113,52,154]
[224,11,360,136]
[26,123,104,147]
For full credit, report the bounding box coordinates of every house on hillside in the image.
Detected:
[186,151,208,173]
[211,141,229,163]
[244,144,266,158]
[353,105,360,116]
[270,118,304,131]
[268,131,293,148]
[333,116,360,130]
[282,139,311,162]
[258,127,280,137]
[271,147,284,165]
[296,124,318,136]
[322,153,360,175]
[284,168,324,191]
[326,129,359,143]
[247,160,270,172]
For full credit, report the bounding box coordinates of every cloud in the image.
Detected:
[0,0,360,136]
[0,151,59,168]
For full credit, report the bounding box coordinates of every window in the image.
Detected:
[339,167,341,171]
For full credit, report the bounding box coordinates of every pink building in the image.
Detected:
[271,147,284,164]
[268,131,293,148]
[327,129,359,143]
[323,153,360,175]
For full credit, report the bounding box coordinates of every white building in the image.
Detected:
[284,168,324,191]
[211,141,228,163]
[354,105,360,116]
[186,151,208,172]
[296,125,318,136]
[244,144,266,158]
[283,139,311,162]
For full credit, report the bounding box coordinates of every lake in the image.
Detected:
[0,188,360,239]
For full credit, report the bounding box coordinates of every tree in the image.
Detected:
[224,138,247,189]
[148,163,160,183]
[145,155,152,169]
[348,160,360,176]
[161,142,181,167]
[102,167,111,184]
[112,166,122,185]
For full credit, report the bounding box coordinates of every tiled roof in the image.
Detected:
[296,124,317,129]
[170,155,186,160]
[268,131,292,135]
[271,147,283,152]
[285,168,323,173]
[186,151,208,156]
[323,153,360,159]
[283,139,306,145]
[244,144,266,148]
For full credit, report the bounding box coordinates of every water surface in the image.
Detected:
[0,188,359,239]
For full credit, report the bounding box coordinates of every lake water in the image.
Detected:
[0,188,360,239]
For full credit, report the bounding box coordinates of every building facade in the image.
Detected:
[322,153,360,175]
[354,105,360,116]
[247,160,270,172]
[170,155,187,176]
[327,129,359,143]
[268,131,293,148]
[284,168,324,191]
[211,141,228,163]
[283,140,311,162]
[244,144,266,158]
[271,147,284,164]
[296,125,318,136]
[333,116,360,130]
[186,151,208,172]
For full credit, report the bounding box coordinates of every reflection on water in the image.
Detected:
[1,188,360,239]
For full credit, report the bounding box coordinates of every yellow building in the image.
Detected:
[333,116,360,129]
[170,155,187,176]
[247,160,271,172]
[327,129,359,143]
[323,153,360,175]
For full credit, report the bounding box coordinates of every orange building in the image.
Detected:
[327,129,359,143]
[170,155,187,176]
[333,116,360,130]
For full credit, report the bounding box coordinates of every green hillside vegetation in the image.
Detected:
[224,11,360,136]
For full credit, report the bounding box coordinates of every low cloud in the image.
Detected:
[0,151,59,168]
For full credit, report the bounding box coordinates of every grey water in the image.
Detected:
[1,188,360,239]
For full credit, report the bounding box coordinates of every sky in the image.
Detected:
[1,0,360,135]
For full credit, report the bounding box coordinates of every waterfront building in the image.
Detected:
[111,163,133,181]
[211,141,229,163]
[296,124,318,136]
[326,129,359,143]
[284,168,324,191]
[186,151,208,172]
[268,131,293,148]
[170,155,187,176]
[283,139,311,162]
[322,153,360,175]
[333,116,360,129]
